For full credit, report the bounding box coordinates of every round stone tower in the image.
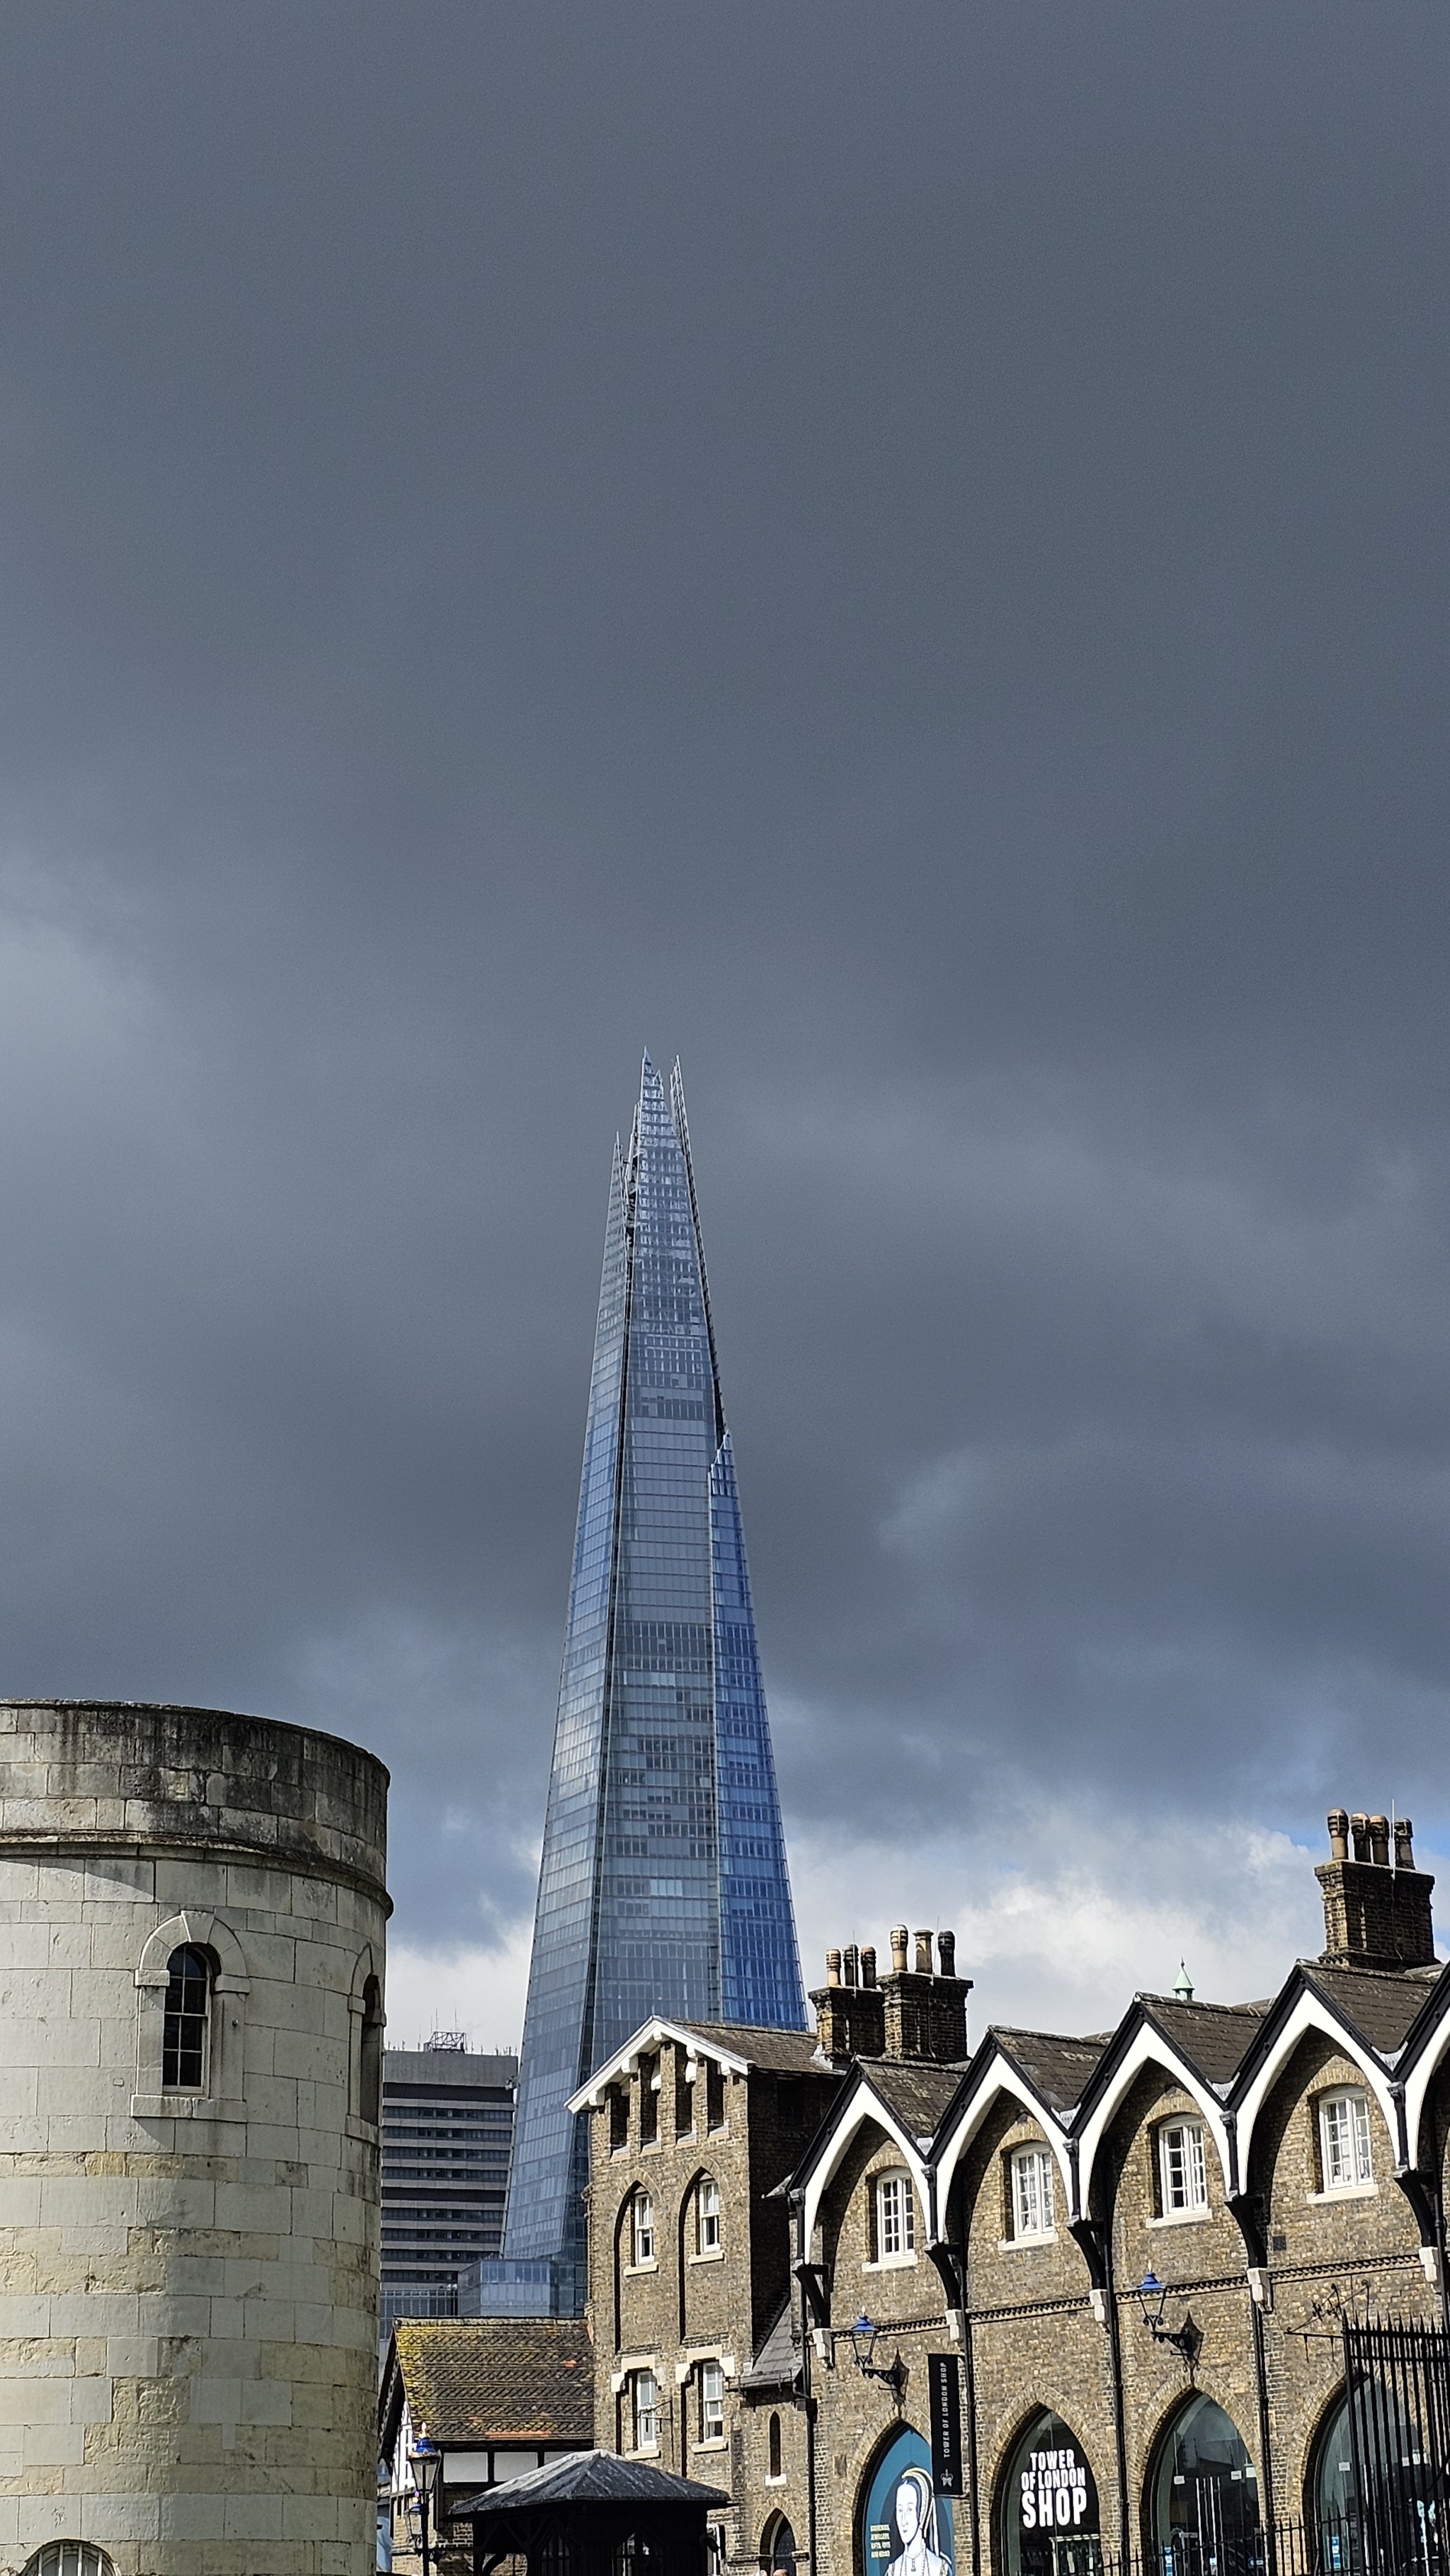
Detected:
[0,1700,389,2576]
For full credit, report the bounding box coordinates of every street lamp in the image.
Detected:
[409,2423,441,2576]
[1131,2272,1201,2365]
[847,2311,908,2403]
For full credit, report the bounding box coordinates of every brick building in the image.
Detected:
[571,1812,1450,2576]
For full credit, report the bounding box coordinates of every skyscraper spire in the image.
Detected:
[501,1056,805,2302]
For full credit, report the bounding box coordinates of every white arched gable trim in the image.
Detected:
[1234,1990,1400,2184]
[800,2083,932,2261]
[135,1909,250,1992]
[1074,2023,1233,2221]
[935,2065,1073,2219]
[1402,2001,1450,2171]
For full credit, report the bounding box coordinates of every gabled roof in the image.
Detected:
[858,2056,965,2143]
[569,2014,826,2109]
[1134,1996,1268,2090]
[987,2028,1111,2119]
[452,2449,730,2517]
[378,2318,593,2453]
[1297,1961,1442,2061]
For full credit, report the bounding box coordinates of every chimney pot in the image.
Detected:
[890,1926,909,1973]
[914,1930,933,1976]
[860,1946,877,1988]
[843,1944,860,1989]
[826,1948,842,1988]
[1350,1813,1371,1862]
[1327,1809,1349,1862]
[1395,1818,1416,1871]
[1369,1814,1391,1868]
[937,1930,957,1978]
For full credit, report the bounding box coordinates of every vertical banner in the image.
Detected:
[930,2351,964,2497]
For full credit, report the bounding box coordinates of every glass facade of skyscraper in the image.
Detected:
[502,1056,805,2297]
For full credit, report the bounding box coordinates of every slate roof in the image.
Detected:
[989,2028,1111,2116]
[740,2296,801,2392]
[384,2318,593,2448]
[1299,1961,1444,2058]
[858,2056,966,2139]
[1136,1997,1268,2088]
[676,2019,828,2073]
[452,2450,730,2517]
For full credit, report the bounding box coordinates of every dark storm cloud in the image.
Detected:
[0,1,1446,1985]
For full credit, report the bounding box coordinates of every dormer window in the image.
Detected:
[873,2170,916,2264]
[1158,2119,1209,2216]
[1319,2090,1374,2192]
[1010,2143,1056,2242]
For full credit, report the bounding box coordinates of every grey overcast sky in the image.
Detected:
[2,1,1448,2041]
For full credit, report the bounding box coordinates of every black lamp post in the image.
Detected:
[848,2311,908,2402]
[1132,2271,1201,2364]
[409,2423,440,2576]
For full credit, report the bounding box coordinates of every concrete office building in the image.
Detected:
[380,2043,517,2331]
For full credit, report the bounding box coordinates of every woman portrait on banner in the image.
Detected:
[886,2466,952,2576]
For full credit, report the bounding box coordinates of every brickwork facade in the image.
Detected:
[576,1825,1450,2576]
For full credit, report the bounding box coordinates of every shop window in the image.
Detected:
[1311,2374,1437,2567]
[873,2170,917,2263]
[697,2175,721,2255]
[1319,2090,1374,2191]
[1000,2410,1100,2576]
[768,2412,784,2482]
[860,2429,955,2575]
[162,1945,212,2091]
[1010,2144,1056,2242]
[639,2058,659,2147]
[700,2359,725,2444]
[630,2191,656,2267]
[632,2370,659,2454]
[1158,2119,1209,2216]
[610,2087,629,2153]
[1149,2394,1260,2572]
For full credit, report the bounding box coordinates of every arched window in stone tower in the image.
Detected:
[23,2546,117,2576]
[360,1973,383,2125]
[162,1944,213,2091]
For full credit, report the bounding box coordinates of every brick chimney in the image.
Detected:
[811,1928,971,2066]
[1317,1806,1435,1970]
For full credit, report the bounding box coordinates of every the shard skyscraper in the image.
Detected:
[501,1056,805,2302]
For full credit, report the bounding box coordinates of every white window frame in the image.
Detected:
[697,2176,721,2256]
[700,2359,725,2444]
[873,2170,917,2265]
[632,2370,659,2454]
[1010,2143,1056,2242]
[1157,2119,1209,2218]
[1318,2089,1374,2192]
[632,2192,656,2267]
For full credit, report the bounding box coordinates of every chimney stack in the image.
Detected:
[811,1927,971,2067]
[1316,1806,1435,1970]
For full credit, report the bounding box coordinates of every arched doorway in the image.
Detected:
[857,2424,956,2572]
[1148,2395,1264,2576]
[760,2512,798,2570]
[1310,2378,1444,2573]
[998,2410,1102,2576]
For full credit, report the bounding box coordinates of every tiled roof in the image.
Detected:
[741,2297,801,2391]
[1137,1997,1268,2087]
[677,2019,828,2073]
[1299,1961,1444,2058]
[990,2029,1110,2115]
[454,2450,730,2516]
[389,2318,594,2445]
[859,2057,966,2138]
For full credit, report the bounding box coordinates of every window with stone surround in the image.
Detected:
[1010,2143,1056,2241]
[23,2551,116,2576]
[632,2369,660,2453]
[696,2174,721,2255]
[1157,2119,1209,2216]
[872,2169,917,2263]
[133,1908,250,2116]
[161,1944,212,2091]
[700,2358,725,2443]
[631,2189,656,2267]
[1318,2089,1374,2192]
[768,2411,784,2480]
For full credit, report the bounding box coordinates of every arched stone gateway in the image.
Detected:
[0,1699,390,2576]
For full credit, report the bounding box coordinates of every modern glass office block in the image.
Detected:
[502,1056,806,2298]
